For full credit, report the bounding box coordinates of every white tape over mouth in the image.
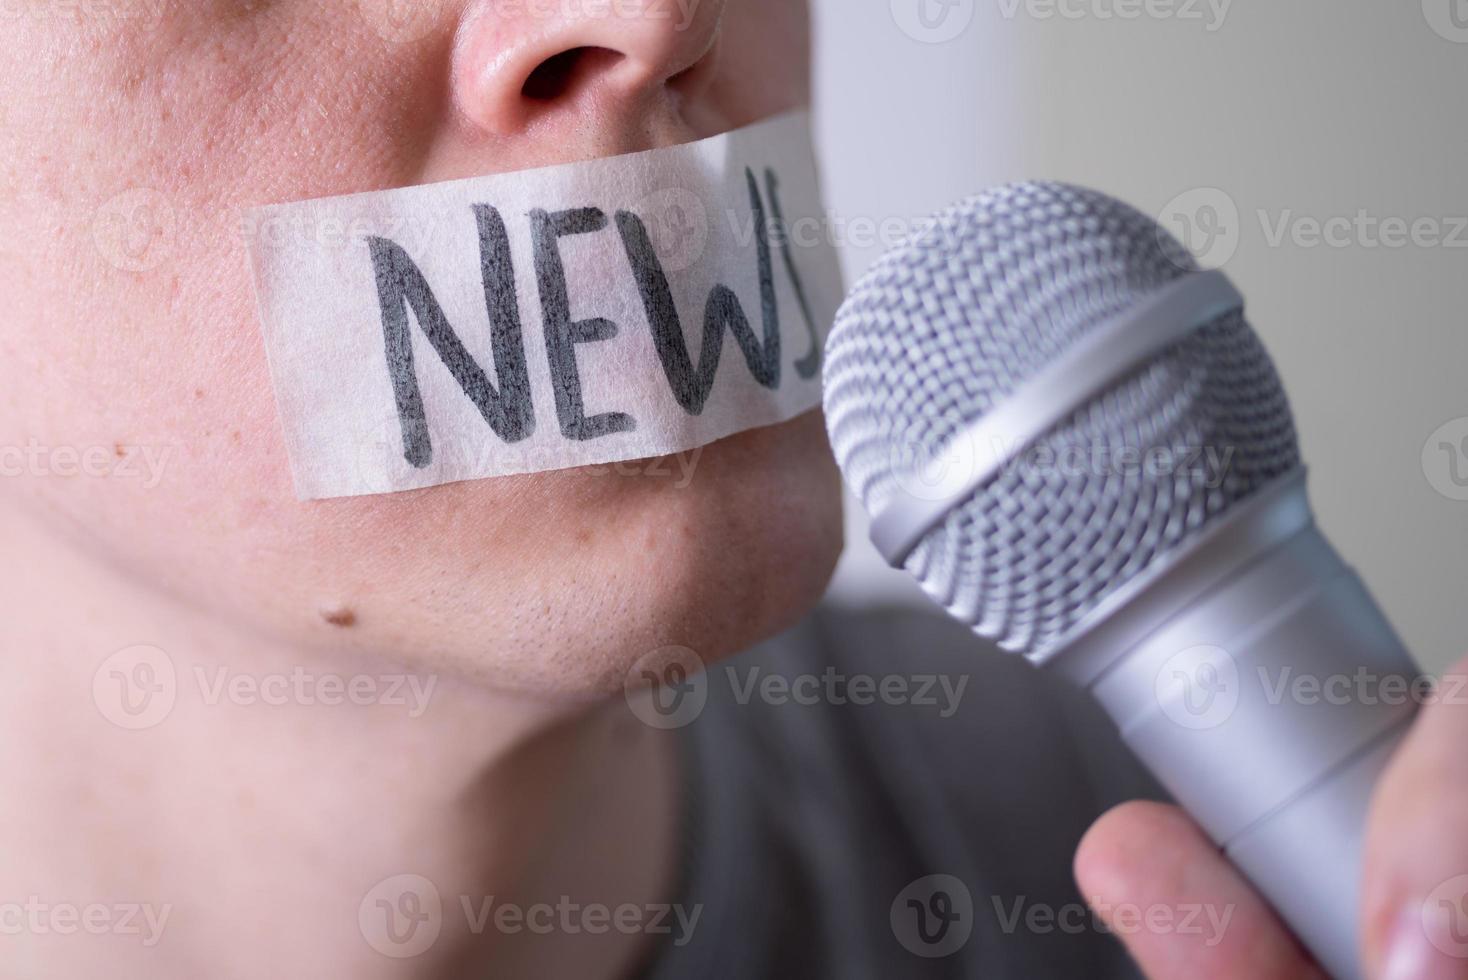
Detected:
[245,109,844,500]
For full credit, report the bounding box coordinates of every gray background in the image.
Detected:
[812,0,1468,674]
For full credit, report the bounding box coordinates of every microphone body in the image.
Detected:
[1051,471,1414,980]
[823,182,1421,980]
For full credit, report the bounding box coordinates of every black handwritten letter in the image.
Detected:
[614,168,780,416]
[763,168,821,379]
[531,207,636,441]
[368,205,534,469]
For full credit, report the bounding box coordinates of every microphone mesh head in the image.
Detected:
[823,182,1301,657]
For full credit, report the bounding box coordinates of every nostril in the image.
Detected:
[521,46,625,102]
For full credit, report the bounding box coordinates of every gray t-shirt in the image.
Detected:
[639,605,1160,979]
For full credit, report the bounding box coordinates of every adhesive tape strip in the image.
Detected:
[245,109,844,500]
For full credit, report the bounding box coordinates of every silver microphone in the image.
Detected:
[823,181,1421,980]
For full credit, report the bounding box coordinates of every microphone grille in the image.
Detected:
[823,182,1301,656]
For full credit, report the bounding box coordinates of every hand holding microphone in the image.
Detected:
[823,182,1461,979]
[1073,690,1468,980]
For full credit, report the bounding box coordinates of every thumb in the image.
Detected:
[1075,800,1326,980]
[1362,654,1468,980]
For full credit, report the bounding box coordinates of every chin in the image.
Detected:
[613,412,845,672]
[465,410,847,701]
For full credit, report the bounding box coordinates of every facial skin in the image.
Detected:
[0,3,834,978]
[0,0,840,699]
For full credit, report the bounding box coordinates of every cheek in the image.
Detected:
[0,12,443,518]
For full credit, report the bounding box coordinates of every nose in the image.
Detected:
[454,0,726,142]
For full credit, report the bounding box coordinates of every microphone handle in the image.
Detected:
[1048,475,1420,980]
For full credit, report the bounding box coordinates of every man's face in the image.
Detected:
[0,0,840,696]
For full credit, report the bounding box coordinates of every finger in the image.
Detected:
[1075,800,1327,980]
[1362,653,1468,980]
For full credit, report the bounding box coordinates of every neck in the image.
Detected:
[0,505,681,980]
